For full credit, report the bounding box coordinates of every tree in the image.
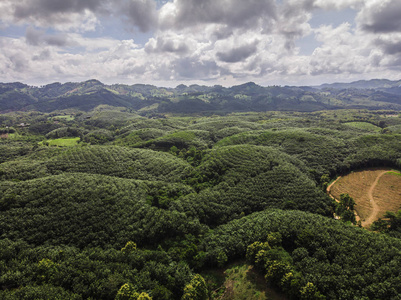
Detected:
[335,193,356,224]
[320,174,330,191]
[339,193,355,210]
[372,210,401,233]
[121,241,137,254]
[299,282,326,300]
[384,210,401,231]
[115,283,139,300]
[181,274,208,300]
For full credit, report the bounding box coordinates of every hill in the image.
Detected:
[2,79,401,113]
[1,107,401,299]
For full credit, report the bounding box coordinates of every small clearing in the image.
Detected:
[328,168,401,227]
[40,137,80,147]
[203,262,287,300]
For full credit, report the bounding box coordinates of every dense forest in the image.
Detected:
[1,80,401,299]
[2,79,401,114]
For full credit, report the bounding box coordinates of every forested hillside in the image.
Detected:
[2,79,401,113]
[1,104,401,299]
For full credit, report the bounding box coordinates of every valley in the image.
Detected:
[1,81,401,299]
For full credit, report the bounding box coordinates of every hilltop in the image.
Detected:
[2,79,401,114]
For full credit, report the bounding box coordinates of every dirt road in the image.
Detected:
[363,171,389,227]
[327,176,341,198]
[327,171,390,227]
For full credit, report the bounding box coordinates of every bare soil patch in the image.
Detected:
[328,168,401,227]
[372,172,401,221]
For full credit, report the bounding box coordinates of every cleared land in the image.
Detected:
[51,115,75,121]
[40,137,80,147]
[329,168,401,227]
[203,262,287,300]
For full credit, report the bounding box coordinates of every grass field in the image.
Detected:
[203,262,287,300]
[343,122,381,132]
[329,168,401,226]
[40,137,80,147]
[1,133,28,140]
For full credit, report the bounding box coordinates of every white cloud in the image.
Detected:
[1,0,401,86]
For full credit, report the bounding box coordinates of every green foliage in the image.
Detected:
[0,145,194,182]
[83,129,114,144]
[1,109,401,300]
[216,129,353,177]
[41,137,80,147]
[3,80,401,113]
[246,241,271,265]
[0,239,194,300]
[121,241,137,254]
[46,126,85,139]
[246,232,322,299]
[343,121,381,132]
[335,193,356,224]
[174,145,332,226]
[202,209,401,299]
[115,283,140,300]
[299,282,326,300]
[0,284,82,300]
[0,173,203,247]
[181,274,208,300]
[136,130,211,151]
[372,210,401,238]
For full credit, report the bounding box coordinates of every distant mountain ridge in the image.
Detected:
[317,79,401,90]
[1,79,401,113]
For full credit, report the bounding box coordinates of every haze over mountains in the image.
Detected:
[1,79,401,114]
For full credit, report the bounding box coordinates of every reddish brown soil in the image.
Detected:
[328,168,401,227]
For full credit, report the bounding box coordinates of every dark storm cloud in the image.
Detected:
[216,41,259,63]
[169,0,277,30]
[360,0,401,33]
[145,36,189,54]
[10,0,157,33]
[376,39,401,55]
[121,0,158,32]
[13,0,107,20]
[25,27,71,47]
[275,0,313,50]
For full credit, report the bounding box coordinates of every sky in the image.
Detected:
[1,0,401,87]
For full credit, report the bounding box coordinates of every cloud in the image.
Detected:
[276,1,312,50]
[32,49,52,61]
[312,0,363,10]
[0,38,31,75]
[357,0,401,33]
[145,35,190,54]
[25,27,72,47]
[159,0,277,31]
[12,0,105,19]
[1,0,158,33]
[216,40,259,63]
[308,23,373,75]
[2,0,401,87]
[173,57,221,79]
[375,33,401,55]
[121,0,158,32]
[0,0,101,31]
